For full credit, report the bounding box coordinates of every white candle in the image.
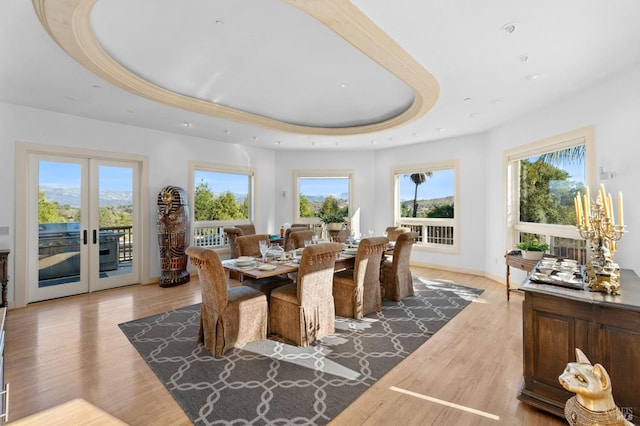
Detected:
[583,193,590,228]
[618,192,624,227]
[607,194,614,224]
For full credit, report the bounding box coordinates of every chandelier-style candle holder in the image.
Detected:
[574,184,626,294]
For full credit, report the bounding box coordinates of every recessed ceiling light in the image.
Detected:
[370,140,376,145]
[224,129,231,135]
[275,140,281,145]
[527,73,540,81]
[519,55,529,62]
[464,97,472,102]
[340,83,347,88]
[182,122,192,128]
[502,22,517,34]
[215,20,224,25]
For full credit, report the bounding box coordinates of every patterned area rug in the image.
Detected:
[119,278,483,425]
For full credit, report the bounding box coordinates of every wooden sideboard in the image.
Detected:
[518,269,640,424]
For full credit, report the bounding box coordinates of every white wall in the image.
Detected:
[484,63,640,283]
[373,134,488,274]
[0,103,277,305]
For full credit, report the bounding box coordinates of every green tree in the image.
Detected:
[299,194,314,217]
[318,195,348,220]
[38,190,64,223]
[212,191,243,220]
[520,159,581,225]
[408,172,433,217]
[427,203,454,218]
[194,180,216,221]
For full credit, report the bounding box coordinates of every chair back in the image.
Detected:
[223,227,244,259]
[185,246,228,311]
[291,230,315,249]
[236,234,271,257]
[334,229,350,243]
[353,237,388,285]
[235,224,256,236]
[284,226,309,251]
[386,226,410,242]
[296,242,342,305]
[392,231,418,272]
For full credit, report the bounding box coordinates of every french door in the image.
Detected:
[28,154,140,302]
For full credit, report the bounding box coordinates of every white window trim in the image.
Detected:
[504,126,596,250]
[391,159,459,253]
[292,169,354,225]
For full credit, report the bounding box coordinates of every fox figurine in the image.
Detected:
[559,348,632,426]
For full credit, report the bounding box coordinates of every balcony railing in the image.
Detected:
[101,225,133,263]
[397,220,455,247]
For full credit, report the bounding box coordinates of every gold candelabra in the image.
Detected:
[574,184,626,294]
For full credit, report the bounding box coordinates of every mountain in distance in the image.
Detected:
[41,186,132,207]
[400,195,454,210]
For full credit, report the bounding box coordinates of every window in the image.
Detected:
[189,162,254,248]
[392,161,458,251]
[293,170,353,232]
[506,127,595,262]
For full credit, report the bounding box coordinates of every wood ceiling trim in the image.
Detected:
[33,0,439,136]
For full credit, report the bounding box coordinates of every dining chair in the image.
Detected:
[291,230,315,249]
[269,242,342,346]
[385,226,410,242]
[283,225,310,251]
[236,234,291,298]
[223,227,245,281]
[333,237,388,319]
[235,223,256,236]
[381,231,418,301]
[185,246,268,357]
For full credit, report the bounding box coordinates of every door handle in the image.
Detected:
[93,229,97,244]
[83,230,87,245]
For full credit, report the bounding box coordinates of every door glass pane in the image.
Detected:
[98,165,133,278]
[38,161,82,287]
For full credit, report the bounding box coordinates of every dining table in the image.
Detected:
[222,251,358,280]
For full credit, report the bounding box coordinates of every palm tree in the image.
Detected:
[537,145,585,166]
[408,172,433,217]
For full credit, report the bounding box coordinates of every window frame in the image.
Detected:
[391,159,459,253]
[292,169,354,226]
[188,161,256,250]
[505,126,596,255]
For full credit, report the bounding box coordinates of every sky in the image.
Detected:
[39,161,133,191]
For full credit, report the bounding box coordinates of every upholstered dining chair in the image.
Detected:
[333,229,351,243]
[235,223,256,236]
[185,246,268,357]
[291,230,315,249]
[283,225,310,251]
[269,242,342,346]
[235,234,291,298]
[332,237,388,319]
[381,231,418,302]
[385,226,410,242]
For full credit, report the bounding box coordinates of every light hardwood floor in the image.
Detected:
[5,267,566,425]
